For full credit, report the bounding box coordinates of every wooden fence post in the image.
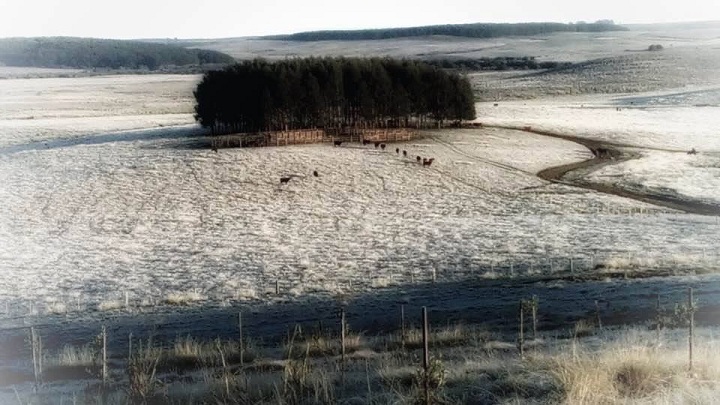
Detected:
[656,293,661,345]
[518,302,525,359]
[30,327,39,387]
[400,304,406,349]
[532,298,538,340]
[688,287,694,372]
[595,300,603,329]
[101,325,108,384]
[239,312,244,366]
[341,308,346,366]
[422,307,430,405]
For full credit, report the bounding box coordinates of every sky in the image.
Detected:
[0,0,718,39]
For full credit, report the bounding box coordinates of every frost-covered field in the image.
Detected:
[1,122,719,321]
[0,73,719,326]
[0,74,199,147]
[479,86,720,205]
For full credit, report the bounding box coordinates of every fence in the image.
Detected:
[209,128,417,149]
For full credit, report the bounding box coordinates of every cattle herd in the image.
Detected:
[280,139,435,184]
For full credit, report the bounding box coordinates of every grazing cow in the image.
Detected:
[313,170,319,177]
[280,176,292,184]
[396,148,400,154]
[380,144,386,150]
[688,148,698,155]
[333,140,342,147]
[211,146,218,153]
[362,139,371,145]
[493,103,499,107]
[416,156,422,163]
[423,158,435,167]
[403,150,407,157]
[374,142,380,148]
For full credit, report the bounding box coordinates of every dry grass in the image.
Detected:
[550,329,720,404]
[13,325,720,404]
[52,344,95,367]
[163,290,206,306]
[166,336,256,369]
[284,332,364,359]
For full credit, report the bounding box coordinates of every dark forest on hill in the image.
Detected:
[266,21,626,41]
[0,37,235,70]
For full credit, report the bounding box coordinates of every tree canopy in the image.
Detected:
[193,58,476,135]
[265,22,627,41]
[0,37,235,70]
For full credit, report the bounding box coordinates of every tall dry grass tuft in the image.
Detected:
[550,329,720,404]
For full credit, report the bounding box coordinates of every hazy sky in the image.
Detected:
[0,0,718,39]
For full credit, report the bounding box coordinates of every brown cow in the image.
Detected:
[416,156,422,163]
[280,176,292,184]
[362,139,371,145]
[380,144,386,150]
[374,142,380,148]
[396,148,400,154]
[333,140,342,147]
[403,150,407,157]
[313,170,319,177]
[423,158,435,167]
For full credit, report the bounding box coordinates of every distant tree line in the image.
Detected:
[266,22,627,41]
[0,37,235,70]
[193,58,476,134]
[424,57,573,71]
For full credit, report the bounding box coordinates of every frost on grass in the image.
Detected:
[0,125,718,317]
[479,88,720,205]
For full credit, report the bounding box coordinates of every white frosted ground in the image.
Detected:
[477,87,720,150]
[588,151,720,205]
[478,86,720,204]
[0,127,718,318]
[0,74,199,147]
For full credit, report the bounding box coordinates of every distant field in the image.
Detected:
[0,74,199,147]
[179,22,720,62]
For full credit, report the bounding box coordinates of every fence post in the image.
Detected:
[595,300,603,329]
[341,308,346,367]
[532,298,538,340]
[275,279,280,296]
[30,327,39,387]
[101,325,108,384]
[688,287,694,372]
[422,307,430,405]
[656,293,661,345]
[239,312,244,366]
[518,302,525,359]
[400,304,406,349]
[570,258,574,274]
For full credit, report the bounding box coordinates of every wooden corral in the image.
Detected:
[270,129,325,146]
[354,128,416,143]
[210,128,416,149]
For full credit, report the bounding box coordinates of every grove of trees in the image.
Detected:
[425,57,573,71]
[193,58,476,135]
[0,37,235,70]
[266,22,627,41]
